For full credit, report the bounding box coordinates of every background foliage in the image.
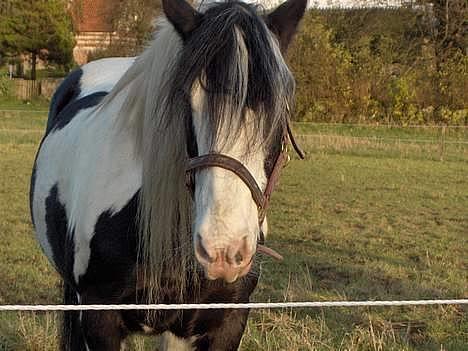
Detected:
[0,1,466,124]
[87,0,162,60]
[288,4,467,125]
[80,1,467,126]
[0,0,75,80]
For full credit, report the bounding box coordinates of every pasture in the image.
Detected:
[0,108,467,350]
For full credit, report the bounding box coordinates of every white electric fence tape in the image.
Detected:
[1,299,467,312]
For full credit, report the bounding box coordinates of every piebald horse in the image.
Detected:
[30,0,307,349]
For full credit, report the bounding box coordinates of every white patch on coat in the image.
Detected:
[78,57,135,99]
[159,332,195,351]
[32,59,142,284]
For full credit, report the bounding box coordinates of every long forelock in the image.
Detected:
[166,1,295,151]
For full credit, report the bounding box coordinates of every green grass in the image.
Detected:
[0,110,467,350]
[0,97,49,112]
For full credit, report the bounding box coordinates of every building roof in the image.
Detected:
[74,0,117,33]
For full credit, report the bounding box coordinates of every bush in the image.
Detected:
[0,74,12,97]
[288,14,352,122]
[438,51,468,110]
[288,8,467,125]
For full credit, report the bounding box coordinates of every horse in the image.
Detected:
[30,0,307,349]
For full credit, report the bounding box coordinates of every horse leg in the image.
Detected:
[192,309,251,351]
[79,291,128,351]
[61,282,87,351]
[80,310,126,351]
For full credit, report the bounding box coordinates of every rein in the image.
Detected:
[186,120,304,261]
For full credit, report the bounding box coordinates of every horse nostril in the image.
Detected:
[233,235,250,266]
[195,234,213,263]
[234,251,243,265]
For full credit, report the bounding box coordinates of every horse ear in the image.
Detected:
[162,0,202,40]
[266,0,308,52]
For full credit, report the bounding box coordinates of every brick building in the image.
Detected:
[72,0,119,64]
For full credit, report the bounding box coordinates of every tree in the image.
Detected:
[431,0,466,57]
[414,0,467,113]
[72,0,162,60]
[0,0,75,80]
[112,0,163,55]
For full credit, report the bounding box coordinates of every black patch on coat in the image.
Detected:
[78,191,140,298]
[46,67,108,135]
[48,92,108,134]
[29,165,37,227]
[44,184,76,286]
[192,308,250,350]
[47,68,83,131]
[169,276,258,350]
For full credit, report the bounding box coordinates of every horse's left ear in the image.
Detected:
[266,0,308,53]
[162,0,202,40]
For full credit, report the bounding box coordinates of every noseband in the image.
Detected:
[186,120,304,260]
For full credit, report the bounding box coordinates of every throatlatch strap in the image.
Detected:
[286,119,305,159]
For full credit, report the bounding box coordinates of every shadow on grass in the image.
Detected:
[255,235,449,311]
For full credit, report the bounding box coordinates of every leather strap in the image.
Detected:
[185,123,304,262]
[258,149,287,223]
[187,154,266,211]
[186,122,304,220]
[287,119,305,159]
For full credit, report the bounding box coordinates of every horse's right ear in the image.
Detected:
[162,0,202,40]
[266,0,308,53]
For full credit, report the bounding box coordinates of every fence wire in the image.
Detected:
[1,299,467,312]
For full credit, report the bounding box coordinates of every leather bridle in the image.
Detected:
[185,119,304,260]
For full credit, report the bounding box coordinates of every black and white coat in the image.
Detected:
[30,1,307,350]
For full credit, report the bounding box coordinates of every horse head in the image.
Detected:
[162,0,307,282]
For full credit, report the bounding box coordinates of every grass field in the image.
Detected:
[0,107,467,350]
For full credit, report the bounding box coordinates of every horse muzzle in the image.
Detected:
[203,257,253,283]
[195,235,254,283]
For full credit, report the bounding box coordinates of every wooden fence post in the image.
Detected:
[440,126,446,161]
